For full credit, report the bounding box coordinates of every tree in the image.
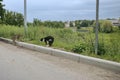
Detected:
[43,21,64,28]
[80,20,89,27]
[119,17,120,30]
[4,10,24,26]
[15,13,24,27]
[75,20,81,29]
[33,18,43,26]
[0,0,5,24]
[70,21,74,27]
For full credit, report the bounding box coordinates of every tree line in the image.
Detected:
[0,0,119,32]
[31,18,65,28]
[31,19,95,28]
[0,0,4,23]
[0,0,97,28]
[0,0,24,26]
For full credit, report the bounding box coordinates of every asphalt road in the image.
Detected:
[0,41,120,80]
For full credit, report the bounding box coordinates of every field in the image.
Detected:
[0,24,120,62]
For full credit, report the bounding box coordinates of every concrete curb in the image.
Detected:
[0,37,120,72]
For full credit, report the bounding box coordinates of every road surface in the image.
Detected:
[0,41,120,80]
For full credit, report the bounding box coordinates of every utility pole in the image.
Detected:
[95,0,99,55]
[24,0,27,37]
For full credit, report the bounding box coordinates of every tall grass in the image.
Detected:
[0,24,120,62]
[0,25,24,38]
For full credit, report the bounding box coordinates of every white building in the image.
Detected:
[109,19,120,26]
[65,21,70,28]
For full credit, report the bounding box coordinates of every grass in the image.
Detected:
[0,24,120,62]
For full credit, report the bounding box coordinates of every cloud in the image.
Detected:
[99,0,120,19]
[3,0,120,21]
[3,0,24,13]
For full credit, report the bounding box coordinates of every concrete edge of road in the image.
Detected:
[0,37,120,72]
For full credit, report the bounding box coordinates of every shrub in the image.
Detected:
[89,42,106,55]
[92,21,101,32]
[101,20,113,33]
[97,43,106,55]
[72,43,86,53]
[118,26,120,30]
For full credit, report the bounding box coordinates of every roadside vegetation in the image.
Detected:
[0,22,120,62]
[0,0,120,62]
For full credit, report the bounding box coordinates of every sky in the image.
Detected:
[3,0,120,22]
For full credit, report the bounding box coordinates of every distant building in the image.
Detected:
[109,19,120,26]
[65,21,70,28]
[64,21,76,28]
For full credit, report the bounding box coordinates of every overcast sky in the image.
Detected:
[3,0,120,22]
